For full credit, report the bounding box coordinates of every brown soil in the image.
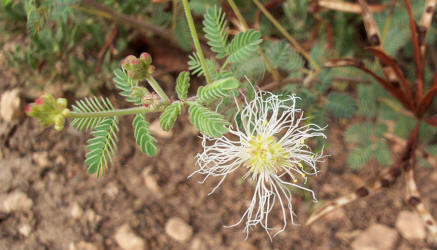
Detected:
[1,38,436,250]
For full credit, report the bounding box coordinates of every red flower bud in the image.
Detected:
[140,52,152,64]
[25,103,33,113]
[35,98,44,105]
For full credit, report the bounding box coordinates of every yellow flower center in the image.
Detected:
[247,134,288,174]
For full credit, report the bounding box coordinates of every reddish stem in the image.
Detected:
[404,0,424,101]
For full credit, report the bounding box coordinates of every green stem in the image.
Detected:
[181,0,212,84]
[146,76,170,103]
[67,105,166,119]
[227,0,281,82]
[252,0,321,72]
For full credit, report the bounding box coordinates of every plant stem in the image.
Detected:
[227,0,281,82]
[252,0,321,72]
[68,105,166,119]
[181,0,212,84]
[146,76,170,103]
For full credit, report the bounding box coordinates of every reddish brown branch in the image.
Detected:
[366,47,415,108]
[404,0,424,101]
[417,73,437,116]
[323,58,411,110]
[425,117,437,127]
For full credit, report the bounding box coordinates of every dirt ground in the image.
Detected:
[1,39,437,250]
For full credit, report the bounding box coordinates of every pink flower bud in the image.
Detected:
[25,103,33,113]
[140,52,152,64]
[35,98,44,105]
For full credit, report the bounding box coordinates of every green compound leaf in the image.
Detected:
[176,71,190,100]
[347,145,372,170]
[85,117,119,176]
[264,41,289,69]
[344,122,373,144]
[226,30,262,63]
[373,142,392,166]
[188,53,203,76]
[71,97,115,131]
[326,92,357,119]
[160,102,183,131]
[188,103,229,138]
[357,84,377,118]
[113,68,142,104]
[203,6,228,59]
[133,114,158,157]
[197,77,240,102]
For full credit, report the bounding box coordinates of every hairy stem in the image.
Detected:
[181,0,212,84]
[68,105,166,119]
[226,0,281,82]
[146,76,170,103]
[252,0,321,72]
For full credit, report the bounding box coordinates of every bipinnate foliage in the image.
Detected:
[197,77,240,102]
[326,92,357,119]
[160,102,183,131]
[188,103,229,138]
[113,68,143,105]
[85,116,119,176]
[203,6,228,59]
[176,71,190,100]
[226,30,262,64]
[71,97,115,131]
[345,122,392,169]
[133,114,158,157]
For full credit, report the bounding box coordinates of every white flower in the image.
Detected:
[191,89,326,238]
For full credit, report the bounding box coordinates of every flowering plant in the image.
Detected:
[22,0,437,242]
[193,90,325,237]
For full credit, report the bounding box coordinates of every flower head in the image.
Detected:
[192,90,326,238]
[26,94,70,131]
[121,52,154,81]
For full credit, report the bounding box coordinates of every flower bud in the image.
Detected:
[130,86,149,98]
[26,94,70,131]
[121,53,153,81]
[61,108,70,117]
[142,93,160,108]
[25,103,34,113]
[54,114,63,124]
[57,98,67,108]
[35,97,44,105]
[140,52,152,65]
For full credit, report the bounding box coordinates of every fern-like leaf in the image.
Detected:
[133,114,158,157]
[187,53,219,81]
[71,97,115,131]
[203,6,228,59]
[188,103,229,138]
[226,30,262,63]
[113,68,142,104]
[85,117,119,176]
[197,77,239,102]
[188,53,203,76]
[265,41,289,69]
[176,71,190,100]
[160,102,183,131]
[326,92,357,119]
